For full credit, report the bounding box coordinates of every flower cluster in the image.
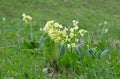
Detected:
[67,20,88,48]
[102,28,108,33]
[43,20,67,44]
[79,29,88,37]
[43,20,88,48]
[22,13,32,24]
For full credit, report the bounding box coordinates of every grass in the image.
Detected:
[0,0,120,79]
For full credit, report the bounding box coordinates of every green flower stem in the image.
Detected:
[30,22,32,40]
[71,47,73,53]
[39,32,46,43]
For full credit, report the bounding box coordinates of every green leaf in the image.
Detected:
[88,49,94,59]
[42,68,48,74]
[75,45,84,58]
[59,52,79,67]
[99,49,110,58]
[97,50,102,58]
[23,40,40,49]
[59,44,66,56]
[24,73,29,79]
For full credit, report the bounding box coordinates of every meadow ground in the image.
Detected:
[0,0,120,79]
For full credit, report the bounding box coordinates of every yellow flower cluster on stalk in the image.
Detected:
[79,29,88,37]
[43,20,88,48]
[43,20,67,44]
[22,13,32,24]
[103,28,108,33]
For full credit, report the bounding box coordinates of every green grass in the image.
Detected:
[0,0,120,79]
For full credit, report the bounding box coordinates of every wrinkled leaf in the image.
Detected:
[42,68,48,74]
[75,45,84,59]
[88,49,94,58]
[99,49,110,58]
[59,44,66,56]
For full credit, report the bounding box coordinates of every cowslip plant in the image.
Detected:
[22,13,33,39]
[22,13,32,24]
[41,20,111,78]
[22,13,40,49]
[41,20,88,76]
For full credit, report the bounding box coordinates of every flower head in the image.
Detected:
[43,20,88,49]
[22,13,32,24]
[43,20,67,44]
[67,43,76,48]
[2,17,6,21]
[70,28,74,32]
[79,29,88,37]
[104,21,107,25]
[103,28,108,33]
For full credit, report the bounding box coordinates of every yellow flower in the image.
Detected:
[46,20,54,25]
[48,29,54,35]
[105,29,108,33]
[64,27,68,31]
[72,20,78,24]
[71,43,76,48]
[103,28,108,33]
[104,21,107,25]
[74,26,79,30]
[65,35,68,41]
[61,40,65,44]
[67,44,71,48]
[59,25,63,28]
[70,28,74,32]
[67,43,76,48]
[62,30,67,36]
[67,38,71,42]
[73,20,79,27]
[55,37,61,43]
[50,34,55,39]
[79,29,88,37]
[43,20,55,31]
[70,33,74,38]
[75,38,79,42]
[54,22,59,28]
[72,20,76,23]
[2,17,6,21]
[22,13,32,24]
